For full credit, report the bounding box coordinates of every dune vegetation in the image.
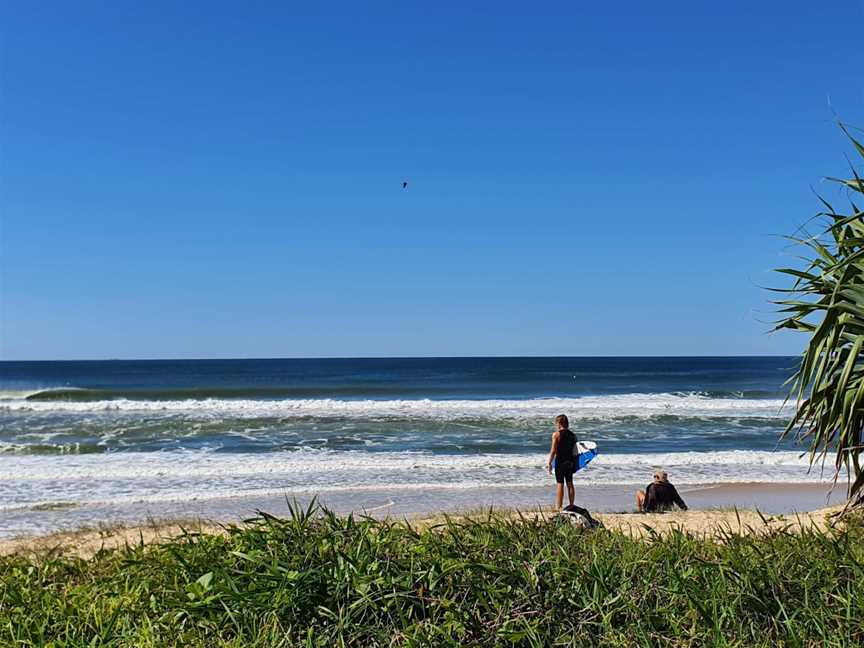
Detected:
[775,123,864,502]
[2,502,864,647]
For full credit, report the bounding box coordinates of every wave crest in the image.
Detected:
[3,392,791,420]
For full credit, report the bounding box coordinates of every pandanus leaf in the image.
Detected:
[776,122,864,500]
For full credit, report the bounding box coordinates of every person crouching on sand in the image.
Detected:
[636,470,688,512]
[547,414,577,509]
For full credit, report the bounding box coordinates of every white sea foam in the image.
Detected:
[1,393,791,419]
[0,393,814,514]
[0,447,836,515]
[0,448,813,482]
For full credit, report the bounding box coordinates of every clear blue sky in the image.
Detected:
[2,1,863,360]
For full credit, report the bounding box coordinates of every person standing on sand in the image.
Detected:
[546,414,577,509]
[636,471,688,512]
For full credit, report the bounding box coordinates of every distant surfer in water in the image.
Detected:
[547,414,577,509]
[636,471,688,512]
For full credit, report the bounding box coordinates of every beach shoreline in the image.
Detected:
[0,481,845,554]
[2,357,821,547]
[0,502,844,560]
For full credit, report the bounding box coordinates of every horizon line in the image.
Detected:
[0,353,800,363]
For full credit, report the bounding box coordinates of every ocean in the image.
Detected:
[0,356,825,535]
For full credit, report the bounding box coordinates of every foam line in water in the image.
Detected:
[1,393,791,419]
[0,448,820,482]
[0,447,835,512]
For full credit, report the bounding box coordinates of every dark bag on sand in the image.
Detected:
[558,504,603,529]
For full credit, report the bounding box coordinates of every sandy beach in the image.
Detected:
[0,482,845,558]
[0,480,843,542]
[0,505,843,560]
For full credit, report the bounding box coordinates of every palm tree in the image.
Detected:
[774,123,864,503]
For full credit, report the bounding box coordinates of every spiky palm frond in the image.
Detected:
[775,123,864,499]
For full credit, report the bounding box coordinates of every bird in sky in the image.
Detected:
[402,181,408,189]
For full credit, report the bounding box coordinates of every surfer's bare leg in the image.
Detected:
[555,483,564,509]
[566,481,575,506]
[635,490,646,511]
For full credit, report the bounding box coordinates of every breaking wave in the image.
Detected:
[2,392,790,420]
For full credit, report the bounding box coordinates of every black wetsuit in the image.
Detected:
[554,429,577,484]
[642,481,688,512]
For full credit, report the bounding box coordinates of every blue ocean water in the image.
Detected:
[0,357,819,523]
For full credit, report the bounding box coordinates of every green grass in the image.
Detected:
[2,503,864,647]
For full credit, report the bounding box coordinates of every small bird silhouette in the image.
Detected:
[402,181,408,189]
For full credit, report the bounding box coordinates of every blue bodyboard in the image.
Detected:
[552,441,598,472]
[575,441,597,471]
